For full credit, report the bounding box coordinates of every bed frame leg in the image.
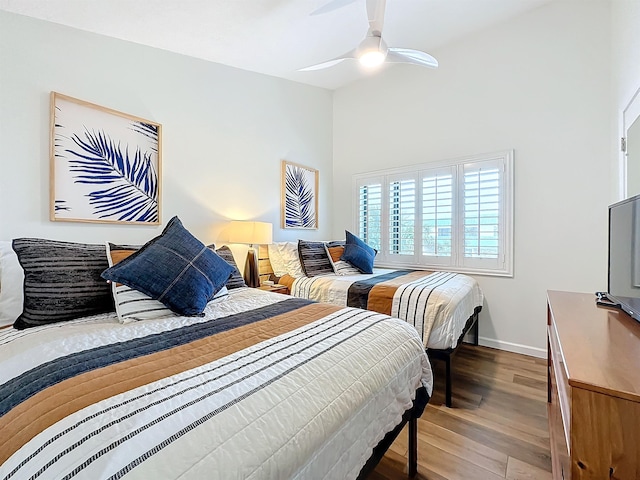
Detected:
[473,313,479,346]
[408,416,418,477]
[445,355,452,408]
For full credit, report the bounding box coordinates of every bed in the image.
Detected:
[265,242,483,407]
[0,288,432,480]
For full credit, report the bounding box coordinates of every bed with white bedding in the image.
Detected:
[279,269,484,351]
[0,288,432,480]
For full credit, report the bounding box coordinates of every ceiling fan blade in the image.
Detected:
[298,49,357,71]
[387,48,439,68]
[366,0,386,35]
[311,0,357,16]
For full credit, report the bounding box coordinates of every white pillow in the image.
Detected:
[277,241,305,278]
[267,243,288,277]
[268,241,305,278]
[0,241,24,327]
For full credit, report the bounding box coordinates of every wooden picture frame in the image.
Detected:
[50,92,162,225]
[281,160,318,229]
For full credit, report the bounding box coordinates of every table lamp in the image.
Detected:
[228,220,273,287]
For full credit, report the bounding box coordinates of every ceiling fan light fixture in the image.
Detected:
[359,49,386,68]
[357,34,387,68]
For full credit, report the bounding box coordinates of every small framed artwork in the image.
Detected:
[50,92,162,225]
[281,160,318,229]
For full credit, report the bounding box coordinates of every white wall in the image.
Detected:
[0,11,333,264]
[332,0,612,356]
[611,0,640,201]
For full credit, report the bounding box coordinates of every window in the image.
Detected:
[353,151,513,276]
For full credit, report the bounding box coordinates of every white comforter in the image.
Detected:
[0,288,432,480]
[290,269,484,350]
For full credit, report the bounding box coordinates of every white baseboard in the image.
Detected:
[477,336,546,359]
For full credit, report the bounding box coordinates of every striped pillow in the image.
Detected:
[12,238,114,329]
[298,240,335,277]
[107,243,228,324]
[106,243,176,324]
[214,246,247,289]
[325,241,361,275]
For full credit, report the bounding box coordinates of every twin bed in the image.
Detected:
[267,242,484,407]
[0,235,432,479]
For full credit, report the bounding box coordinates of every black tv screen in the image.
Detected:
[608,194,640,322]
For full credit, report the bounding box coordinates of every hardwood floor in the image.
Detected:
[370,345,552,480]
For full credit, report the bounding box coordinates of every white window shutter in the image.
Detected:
[356,178,383,252]
[421,167,455,266]
[387,173,418,264]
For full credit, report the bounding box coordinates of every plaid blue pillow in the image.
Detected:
[101,217,233,316]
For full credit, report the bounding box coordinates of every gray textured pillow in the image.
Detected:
[214,245,247,289]
[298,240,335,277]
[12,238,114,329]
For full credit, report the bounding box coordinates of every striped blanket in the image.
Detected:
[282,270,484,350]
[0,288,432,480]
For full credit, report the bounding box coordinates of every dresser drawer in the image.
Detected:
[548,358,572,480]
[548,323,571,452]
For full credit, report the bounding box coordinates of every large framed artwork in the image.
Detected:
[50,92,162,225]
[281,160,318,229]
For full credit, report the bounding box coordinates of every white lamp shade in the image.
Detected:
[229,221,273,245]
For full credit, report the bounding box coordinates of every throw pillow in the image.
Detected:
[277,241,306,278]
[214,245,247,289]
[101,216,233,316]
[325,241,361,275]
[298,240,334,277]
[12,238,114,329]
[106,243,229,324]
[267,243,288,277]
[341,231,377,274]
[0,241,25,327]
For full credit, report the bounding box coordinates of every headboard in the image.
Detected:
[257,245,276,283]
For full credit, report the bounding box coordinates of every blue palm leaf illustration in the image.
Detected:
[285,166,316,228]
[65,128,158,222]
[54,200,70,212]
[130,122,159,154]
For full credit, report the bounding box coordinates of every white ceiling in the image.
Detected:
[0,0,552,90]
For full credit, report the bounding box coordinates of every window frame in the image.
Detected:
[352,150,514,277]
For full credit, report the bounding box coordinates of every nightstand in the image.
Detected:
[258,284,289,295]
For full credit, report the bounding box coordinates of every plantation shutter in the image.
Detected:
[357,179,383,252]
[460,159,505,271]
[353,150,513,276]
[420,167,455,266]
[387,174,418,262]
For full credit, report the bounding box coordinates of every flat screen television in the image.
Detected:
[608,193,640,322]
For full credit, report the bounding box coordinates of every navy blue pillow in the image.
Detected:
[341,230,376,274]
[101,217,233,316]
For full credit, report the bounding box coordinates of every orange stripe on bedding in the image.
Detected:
[0,302,342,465]
[367,271,434,315]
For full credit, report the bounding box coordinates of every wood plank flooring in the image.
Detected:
[370,345,552,480]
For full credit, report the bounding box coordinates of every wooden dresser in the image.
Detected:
[547,290,640,480]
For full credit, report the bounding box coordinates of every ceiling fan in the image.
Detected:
[299,0,438,71]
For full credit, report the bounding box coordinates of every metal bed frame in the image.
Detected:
[427,306,481,408]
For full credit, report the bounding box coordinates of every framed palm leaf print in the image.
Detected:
[50,92,162,224]
[281,160,318,229]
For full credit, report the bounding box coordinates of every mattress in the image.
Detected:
[282,269,484,350]
[0,288,432,480]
